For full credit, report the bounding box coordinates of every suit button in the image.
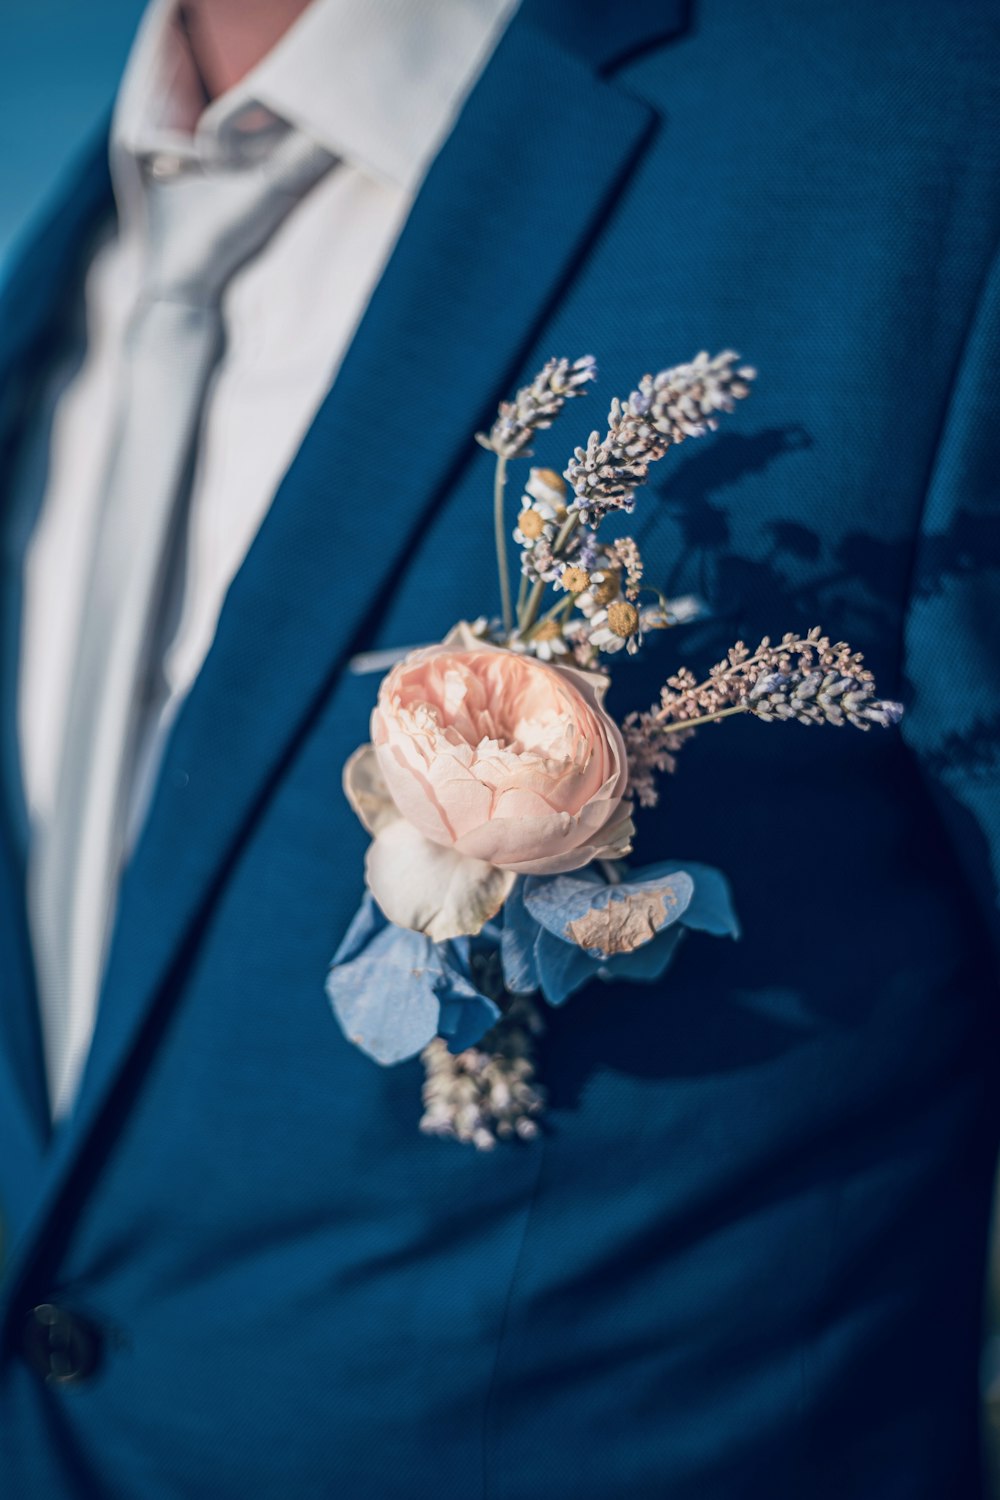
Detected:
[21,1303,102,1385]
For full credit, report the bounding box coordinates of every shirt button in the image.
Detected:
[21,1303,102,1386]
[148,152,185,180]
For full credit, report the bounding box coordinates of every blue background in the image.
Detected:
[0,1,143,277]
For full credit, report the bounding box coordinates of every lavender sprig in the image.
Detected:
[479,355,596,635]
[747,669,904,729]
[624,630,903,809]
[480,355,597,461]
[565,351,755,524]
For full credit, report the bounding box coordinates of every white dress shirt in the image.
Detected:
[18,0,516,1111]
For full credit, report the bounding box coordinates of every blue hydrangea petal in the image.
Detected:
[326,919,444,1065]
[437,986,502,1053]
[331,891,384,966]
[519,870,602,940]
[640,861,741,939]
[328,897,506,1064]
[523,868,694,955]
[501,860,737,1007]
[596,924,686,983]
[500,878,542,995]
[533,924,599,1006]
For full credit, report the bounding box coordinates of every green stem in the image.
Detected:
[494,453,513,637]
[522,593,575,642]
[658,703,750,734]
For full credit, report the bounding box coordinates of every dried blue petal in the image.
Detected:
[633,861,740,939]
[500,861,738,1008]
[523,867,694,958]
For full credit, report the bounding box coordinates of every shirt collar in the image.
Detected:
[114,0,519,193]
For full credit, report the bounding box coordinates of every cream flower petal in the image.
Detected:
[342,745,400,836]
[441,620,488,651]
[365,819,516,942]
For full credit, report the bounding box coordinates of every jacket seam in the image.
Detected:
[893,232,1000,681]
[481,1133,550,1500]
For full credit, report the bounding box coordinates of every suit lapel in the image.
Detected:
[0,129,113,401]
[0,131,114,1238]
[2,6,685,1300]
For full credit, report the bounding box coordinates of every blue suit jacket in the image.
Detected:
[1,2,999,1494]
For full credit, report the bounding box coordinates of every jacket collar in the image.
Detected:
[525,0,690,72]
[114,0,520,195]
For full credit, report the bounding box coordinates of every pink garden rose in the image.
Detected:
[344,625,633,941]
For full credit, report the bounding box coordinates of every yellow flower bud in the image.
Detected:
[517,509,546,540]
[532,467,566,493]
[526,467,569,517]
[607,601,640,638]
[561,566,589,594]
[533,619,564,642]
[590,569,621,607]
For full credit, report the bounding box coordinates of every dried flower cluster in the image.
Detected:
[420,995,546,1150]
[481,355,596,460]
[657,631,873,722]
[620,717,694,808]
[564,351,756,524]
[607,537,644,600]
[333,348,908,1152]
[513,467,570,588]
[499,352,754,673]
[622,630,904,807]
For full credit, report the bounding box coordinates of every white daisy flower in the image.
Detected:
[524,466,569,515]
[588,600,642,655]
[576,567,622,619]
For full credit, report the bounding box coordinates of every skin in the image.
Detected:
[172,0,315,113]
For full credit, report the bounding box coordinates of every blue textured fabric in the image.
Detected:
[0,2,999,1495]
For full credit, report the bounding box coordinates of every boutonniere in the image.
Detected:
[326,352,902,1148]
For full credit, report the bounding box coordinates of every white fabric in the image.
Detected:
[18,0,517,1114]
[33,130,334,1120]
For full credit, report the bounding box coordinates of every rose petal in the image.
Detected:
[369,635,630,874]
[343,744,400,836]
[366,819,516,942]
[441,620,488,651]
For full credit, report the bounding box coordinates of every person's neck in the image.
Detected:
[174,0,314,108]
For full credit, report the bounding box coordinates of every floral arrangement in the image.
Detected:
[326,352,903,1149]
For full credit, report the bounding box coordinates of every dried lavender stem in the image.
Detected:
[659,703,750,734]
[493,454,513,637]
[653,650,772,722]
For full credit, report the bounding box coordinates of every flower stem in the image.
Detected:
[494,453,513,638]
[659,703,750,734]
[522,593,575,642]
